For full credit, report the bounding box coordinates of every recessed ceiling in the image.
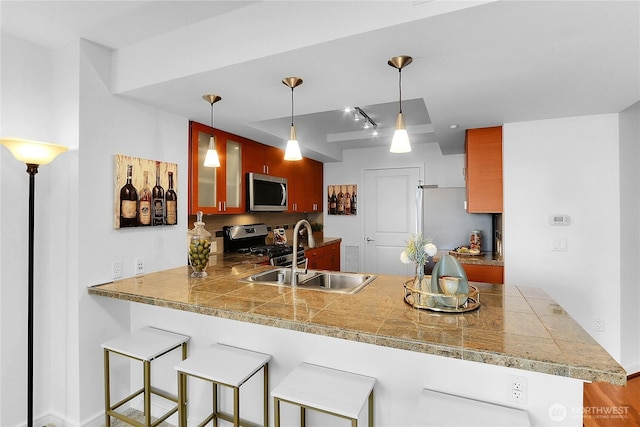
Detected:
[2,1,638,162]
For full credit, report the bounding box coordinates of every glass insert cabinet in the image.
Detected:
[189,121,243,214]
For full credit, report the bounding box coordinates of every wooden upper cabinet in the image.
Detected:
[285,158,323,213]
[244,140,284,177]
[190,121,324,215]
[465,126,503,213]
[188,121,245,215]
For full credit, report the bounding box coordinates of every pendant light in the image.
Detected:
[282,77,303,161]
[202,94,222,167]
[388,55,413,153]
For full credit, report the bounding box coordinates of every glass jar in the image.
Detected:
[470,230,482,252]
[187,211,211,278]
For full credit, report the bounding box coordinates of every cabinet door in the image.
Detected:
[190,121,222,214]
[326,241,340,271]
[223,139,243,213]
[285,158,323,213]
[463,264,504,284]
[244,140,284,176]
[305,159,323,212]
[465,126,503,213]
[305,246,326,269]
[189,121,244,214]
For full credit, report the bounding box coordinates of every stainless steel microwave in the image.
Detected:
[247,173,288,211]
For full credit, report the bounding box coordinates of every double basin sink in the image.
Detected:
[239,267,376,294]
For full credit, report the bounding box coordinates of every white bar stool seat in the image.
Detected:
[175,343,271,427]
[272,363,376,427]
[102,326,190,427]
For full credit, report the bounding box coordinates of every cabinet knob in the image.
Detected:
[366,237,375,242]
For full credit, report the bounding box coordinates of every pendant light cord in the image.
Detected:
[290,87,295,127]
[398,68,403,114]
[211,102,219,136]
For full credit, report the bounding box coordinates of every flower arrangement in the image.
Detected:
[400,233,438,267]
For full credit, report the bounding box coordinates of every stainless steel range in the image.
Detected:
[223,223,305,267]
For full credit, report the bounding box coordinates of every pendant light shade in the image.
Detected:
[388,55,413,153]
[282,77,303,161]
[390,112,411,153]
[284,124,302,161]
[202,94,221,168]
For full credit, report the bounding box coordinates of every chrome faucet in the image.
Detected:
[291,219,315,286]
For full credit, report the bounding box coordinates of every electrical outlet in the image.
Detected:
[211,241,218,253]
[595,317,605,332]
[135,258,145,275]
[509,375,527,404]
[112,261,122,280]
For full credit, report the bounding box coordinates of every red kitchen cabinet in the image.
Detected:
[465,126,503,213]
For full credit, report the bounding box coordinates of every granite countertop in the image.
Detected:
[434,250,504,267]
[88,255,625,386]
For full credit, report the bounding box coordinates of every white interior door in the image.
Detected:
[364,167,419,275]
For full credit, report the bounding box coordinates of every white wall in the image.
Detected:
[0,34,190,426]
[503,115,623,362]
[76,39,189,425]
[323,143,465,271]
[618,101,640,373]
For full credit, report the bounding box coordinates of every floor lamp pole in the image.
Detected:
[0,137,67,427]
[27,164,38,427]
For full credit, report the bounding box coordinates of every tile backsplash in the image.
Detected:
[186,211,323,253]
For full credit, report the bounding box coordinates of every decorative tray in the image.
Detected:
[448,250,483,257]
[403,279,480,313]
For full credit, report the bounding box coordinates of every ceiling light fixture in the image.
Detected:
[202,94,221,168]
[388,55,413,153]
[282,77,303,161]
[354,106,379,137]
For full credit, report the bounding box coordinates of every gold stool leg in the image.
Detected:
[212,382,218,427]
[300,406,306,427]
[368,389,374,427]
[104,348,110,427]
[177,371,187,427]
[263,364,269,427]
[274,397,281,427]
[144,360,151,426]
[233,386,240,427]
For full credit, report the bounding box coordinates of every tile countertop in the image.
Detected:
[88,256,625,386]
[434,250,504,267]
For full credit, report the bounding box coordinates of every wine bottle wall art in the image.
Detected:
[327,184,357,215]
[114,154,178,229]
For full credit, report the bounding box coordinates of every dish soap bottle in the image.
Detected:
[187,211,211,278]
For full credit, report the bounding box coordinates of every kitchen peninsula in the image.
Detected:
[89,251,625,426]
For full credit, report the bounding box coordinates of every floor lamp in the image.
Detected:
[0,138,68,427]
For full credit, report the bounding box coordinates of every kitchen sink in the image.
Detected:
[239,268,376,294]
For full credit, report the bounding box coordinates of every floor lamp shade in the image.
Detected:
[1,137,67,427]
[1,138,68,165]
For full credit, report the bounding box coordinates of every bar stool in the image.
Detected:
[175,343,271,427]
[102,326,190,427]
[272,363,376,427]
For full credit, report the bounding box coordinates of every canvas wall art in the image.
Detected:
[327,184,357,215]
[114,154,178,229]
